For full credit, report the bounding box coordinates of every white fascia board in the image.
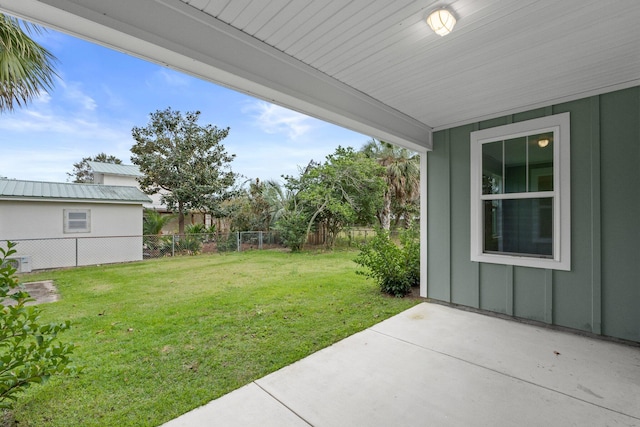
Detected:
[0,0,432,152]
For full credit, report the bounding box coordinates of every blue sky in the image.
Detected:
[0,26,371,184]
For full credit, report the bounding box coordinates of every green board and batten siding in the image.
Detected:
[427,86,640,342]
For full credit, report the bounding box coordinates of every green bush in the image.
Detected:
[185,223,206,235]
[274,210,308,252]
[0,242,78,409]
[400,227,420,287]
[216,232,238,252]
[158,234,202,255]
[354,228,419,297]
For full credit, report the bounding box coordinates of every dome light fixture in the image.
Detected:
[538,138,550,148]
[426,8,456,36]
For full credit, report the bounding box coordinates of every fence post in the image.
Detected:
[172,234,176,257]
[237,232,241,252]
[259,231,263,249]
[75,238,79,267]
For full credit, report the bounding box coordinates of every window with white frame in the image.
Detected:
[470,113,571,270]
[64,209,91,233]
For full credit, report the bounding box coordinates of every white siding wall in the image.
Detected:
[101,174,139,187]
[100,174,166,211]
[0,201,144,269]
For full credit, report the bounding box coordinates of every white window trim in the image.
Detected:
[470,112,571,271]
[64,209,91,233]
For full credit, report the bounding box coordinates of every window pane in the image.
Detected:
[504,137,527,193]
[68,221,87,229]
[483,198,553,257]
[528,132,554,192]
[482,141,503,194]
[68,212,87,220]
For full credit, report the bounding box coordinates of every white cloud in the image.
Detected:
[245,101,315,140]
[59,80,97,111]
[34,90,52,106]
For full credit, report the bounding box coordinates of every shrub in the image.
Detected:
[185,223,206,235]
[354,228,419,297]
[399,227,420,287]
[274,210,308,252]
[216,232,238,252]
[159,235,202,255]
[0,242,78,409]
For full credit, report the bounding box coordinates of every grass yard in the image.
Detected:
[6,250,419,426]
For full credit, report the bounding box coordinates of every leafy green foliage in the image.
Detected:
[399,227,420,287]
[185,223,206,235]
[0,14,57,112]
[274,208,309,252]
[0,242,77,409]
[229,179,283,231]
[143,209,175,236]
[131,108,237,234]
[159,234,202,255]
[66,153,123,183]
[283,146,385,248]
[361,139,420,230]
[354,228,419,297]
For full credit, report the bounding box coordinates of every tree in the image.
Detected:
[227,178,289,232]
[67,153,123,183]
[284,147,385,248]
[143,209,175,236]
[131,108,237,235]
[361,140,420,230]
[0,14,57,112]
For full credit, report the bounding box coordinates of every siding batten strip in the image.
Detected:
[506,265,514,315]
[472,123,480,308]
[444,129,452,302]
[590,96,602,334]
[544,269,553,323]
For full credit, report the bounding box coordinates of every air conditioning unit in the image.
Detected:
[4,256,32,273]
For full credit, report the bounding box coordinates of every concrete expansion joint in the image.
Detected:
[253,381,314,427]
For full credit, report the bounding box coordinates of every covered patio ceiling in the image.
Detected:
[1,0,639,151]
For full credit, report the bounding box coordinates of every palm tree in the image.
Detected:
[362,140,420,230]
[143,209,175,236]
[0,14,57,112]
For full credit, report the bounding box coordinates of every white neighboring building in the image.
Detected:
[0,178,151,271]
[88,161,167,211]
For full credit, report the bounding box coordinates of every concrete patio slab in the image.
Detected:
[162,302,640,426]
[163,382,308,427]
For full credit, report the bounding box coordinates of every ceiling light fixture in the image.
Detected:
[426,9,456,36]
[538,138,550,148]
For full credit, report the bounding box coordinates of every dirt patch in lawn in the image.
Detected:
[5,280,59,306]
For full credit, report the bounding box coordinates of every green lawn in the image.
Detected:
[7,250,419,426]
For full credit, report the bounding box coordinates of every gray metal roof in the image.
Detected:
[87,161,142,177]
[0,179,151,203]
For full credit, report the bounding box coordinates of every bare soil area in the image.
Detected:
[6,280,59,306]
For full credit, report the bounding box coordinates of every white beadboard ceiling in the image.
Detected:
[1,0,639,151]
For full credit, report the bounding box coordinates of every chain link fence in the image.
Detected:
[2,229,394,272]
[142,231,284,258]
[1,232,284,271]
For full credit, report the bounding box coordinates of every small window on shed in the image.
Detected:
[64,209,91,233]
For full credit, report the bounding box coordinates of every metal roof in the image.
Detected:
[87,161,142,177]
[0,179,151,203]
